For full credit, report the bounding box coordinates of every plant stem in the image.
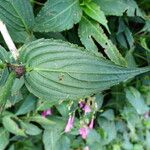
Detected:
[0,21,19,60]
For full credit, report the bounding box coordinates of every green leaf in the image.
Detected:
[140,37,150,53]
[26,115,55,125]
[0,68,9,87]
[94,0,143,17]
[117,18,134,49]
[11,77,24,95]
[43,128,62,150]
[36,100,56,111]
[81,2,109,32]
[56,135,71,150]
[87,129,101,145]
[78,17,102,55]
[9,91,23,107]
[121,105,140,126]
[20,122,42,136]
[44,116,66,129]
[0,47,9,87]
[0,46,9,62]
[98,117,117,144]
[0,0,34,32]
[15,94,36,115]
[100,109,115,121]
[122,132,133,150]
[0,128,9,150]
[89,143,103,150]
[2,115,26,136]
[125,87,149,114]
[78,16,127,66]
[133,144,143,150]
[56,101,70,117]
[94,93,103,110]
[8,28,35,43]
[33,0,82,32]
[125,49,137,68]
[146,130,150,149]
[19,39,150,101]
[0,72,16,112]
[141,19,150,33]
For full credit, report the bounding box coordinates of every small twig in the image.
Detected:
[0,20,19,60]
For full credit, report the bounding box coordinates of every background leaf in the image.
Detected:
[15,94,37,115]
[94,0,143,17]
[81,1,109,32]
[0,128,9,150]
[125,87,149,115]
[0,72,16,112]
[20,122,42,136]
[2,115,26,136]
[78,16,127,66]
[0,0,34,43]
[33,0,82,32]
[43,118,65,150]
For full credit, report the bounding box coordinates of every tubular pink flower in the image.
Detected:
[79,126,89,139]
[89,118,94,129]
[79,101,85,108]
[83,104,91,114]
[144,111,149,119]
[64,116,74,133]
[41,109,52,117]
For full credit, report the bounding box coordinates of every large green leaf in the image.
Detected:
[19,39,150,101]
[94,0,143,17]
[78,16,127,66]
[33,0,82,32]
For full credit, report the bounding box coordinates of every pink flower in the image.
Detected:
[84,146,90,150]
[83,104,91,114]
[41,109,52,117]
[79,101,85,108]
[89,118,94,129]
[64,116,74,133]
[79,126,89,139]
[144,111,149,119]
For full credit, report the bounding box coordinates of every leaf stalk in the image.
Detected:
[0,21,19,60]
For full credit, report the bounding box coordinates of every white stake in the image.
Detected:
[0,20,19,60]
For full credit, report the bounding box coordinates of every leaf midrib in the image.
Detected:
[32,67,139,75]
